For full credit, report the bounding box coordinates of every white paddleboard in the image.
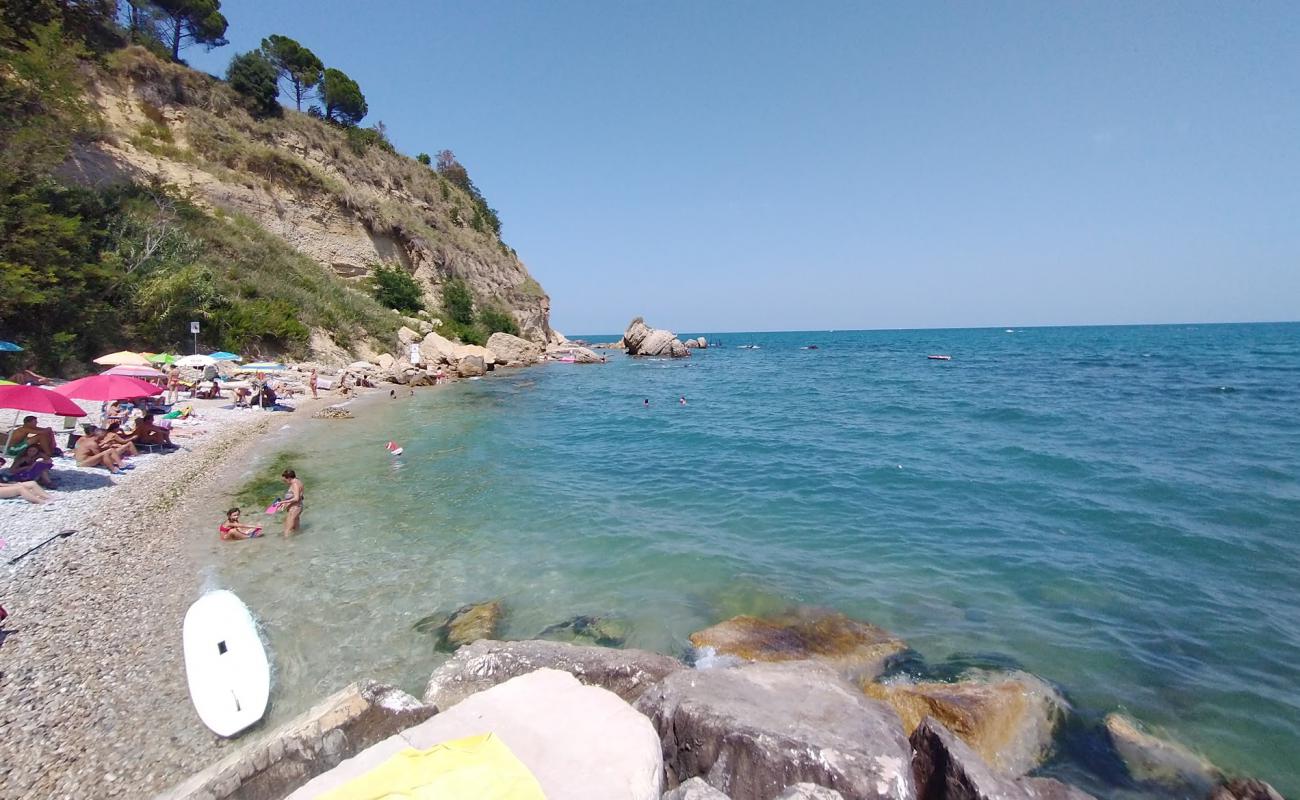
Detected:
[183,589,270,737]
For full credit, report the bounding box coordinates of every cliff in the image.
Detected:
[58,47,553,356]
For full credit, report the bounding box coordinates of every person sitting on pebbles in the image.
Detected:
[5,416,61,458]
[218,508,262,540]
[0,448,55,488]
[99,422,140,458]
[73,426,128,474]
[131,413,174,447]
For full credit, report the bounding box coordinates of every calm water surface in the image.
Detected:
[191,323,1300,796]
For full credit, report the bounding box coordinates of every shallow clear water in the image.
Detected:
[193,323,1300,796]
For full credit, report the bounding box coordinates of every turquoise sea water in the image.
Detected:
[194,323,1300,796]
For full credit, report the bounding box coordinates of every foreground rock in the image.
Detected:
[1103,713,1222,792]
[488,331,544,365]
[910,718,1094,800]
[624,316,690,358]
[865,671,1065,776]
[690,608,907,682]
[634,661,915,800]
[664,777,733,799]
[159,681,433,800]
[424,639,684,709]
[295,669,663,800]
[413,600,503,651]
[778,786,847,800]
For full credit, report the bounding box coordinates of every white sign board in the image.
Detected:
[190,321,201,334]
[409,343,422,365]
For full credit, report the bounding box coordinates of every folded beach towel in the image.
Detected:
[316,733,545,800]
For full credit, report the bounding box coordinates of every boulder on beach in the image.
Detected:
[1103,713,1222,793]
[423,638,683,709]
[456,354,487,378]
[453,342,500,365]
[158,681,433,800]
[624,317,690,358]
[418,330,457,365]
[538,614,629,647]
[910,718,1094,800]
[487,331,543,366]
[865,670,1066,776]
[413,600,503,652]
[375,352,395,370]
[689,607,908,682]
[633,660,915,800]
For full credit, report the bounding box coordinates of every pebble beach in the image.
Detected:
[0,391,355,799]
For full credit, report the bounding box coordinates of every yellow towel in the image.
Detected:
[317,733,546,800]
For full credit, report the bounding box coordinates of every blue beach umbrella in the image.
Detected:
[0,341,22,352]
[209,351,242,362]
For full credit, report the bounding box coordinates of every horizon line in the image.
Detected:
[561,318,1300,338]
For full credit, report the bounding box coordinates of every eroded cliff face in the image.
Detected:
[58,49,553,353]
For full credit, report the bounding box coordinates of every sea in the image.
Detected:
[191,322,1300,797]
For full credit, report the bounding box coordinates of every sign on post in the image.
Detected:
[409,343,422,365]
[190,321,200,334]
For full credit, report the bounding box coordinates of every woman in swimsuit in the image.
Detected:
[218,508,262,540]
[280,469,304,536]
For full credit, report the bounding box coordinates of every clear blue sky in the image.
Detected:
[189,1,1300,335]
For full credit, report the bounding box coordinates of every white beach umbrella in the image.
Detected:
[176,354,217,368]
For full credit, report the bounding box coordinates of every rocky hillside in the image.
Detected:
[60,47,553,354]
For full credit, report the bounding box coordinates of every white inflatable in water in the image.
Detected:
[183,589,270,737]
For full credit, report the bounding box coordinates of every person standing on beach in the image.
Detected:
[309,369,318,399]
[166,366,180,404]
[279,469,304,536]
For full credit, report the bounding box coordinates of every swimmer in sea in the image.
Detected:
[218,508,263,540]
[644,399,650,408]
[680,396,687,405]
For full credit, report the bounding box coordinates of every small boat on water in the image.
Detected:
[927,355,952,361]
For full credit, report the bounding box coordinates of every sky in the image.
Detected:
[189,1,1300,335]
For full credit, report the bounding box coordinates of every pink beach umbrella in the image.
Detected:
[102,364,166,379]
[0,384,88,417]
[52,374,163,402]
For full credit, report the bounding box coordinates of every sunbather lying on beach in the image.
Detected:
[73,427,126,474]
[0,480,52,504]
[131,413,174,446]
[1,449,55,488]
[6,416,61,458]
[218,508,263,540]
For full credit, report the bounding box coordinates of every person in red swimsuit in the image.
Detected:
[218,508,262,540]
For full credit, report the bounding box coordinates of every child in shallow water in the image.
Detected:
[218,508,262,540]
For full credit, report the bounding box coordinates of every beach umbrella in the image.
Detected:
[93,350,151,367]
[52,374,162,401]
[242,362,286,371]
[103,364,166,378]
[209,351,242,362]
[0,384,87,417]
[176,354,217,368]
[148,353,178,365]
[0,341,22,352]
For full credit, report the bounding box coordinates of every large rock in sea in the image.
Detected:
[864,671,1066,776]
[689,608,907,682]
[423,638,683,709]
[910,718,1095,800]
[624,316,690,358]
[158,681,433,800]
[293,669,663,800]
[488,331,543,365]
[633,660,915,800]
[1103,713,1222,792]
[539,614,630,646]
[457,354,487,378]
[413,600,503,652]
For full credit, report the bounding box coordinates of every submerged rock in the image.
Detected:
[910,718,1095,800]
[311,406,353,419]
[624,316,690,358]
[424,639,683,709]
[864,670,1066,776]
[1207,779,1285,800]
[413,600,503,652]
[538,614,629,647]
[1103,713,1222,793]
[689,607,907,682]
[634,660,915,800]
